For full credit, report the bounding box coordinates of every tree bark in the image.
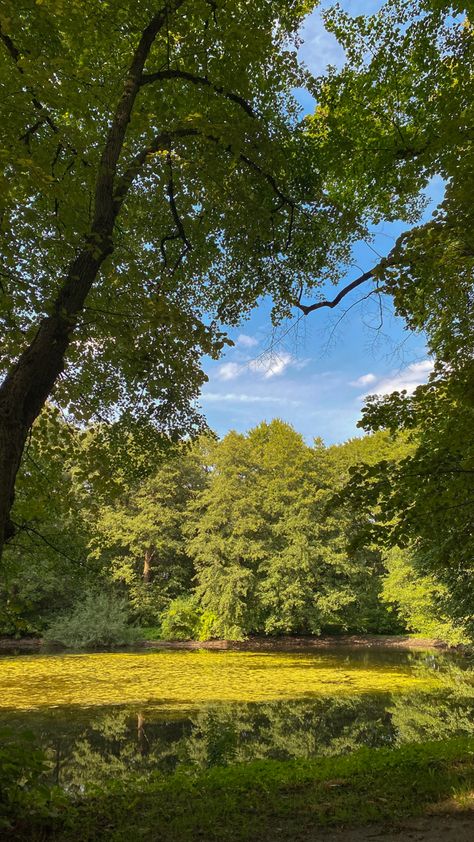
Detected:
[143,548,155,584]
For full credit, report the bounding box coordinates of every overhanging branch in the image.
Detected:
[295,249,396,315]
[295,268,376,315]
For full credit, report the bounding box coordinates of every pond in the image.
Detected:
[1,646,473,792]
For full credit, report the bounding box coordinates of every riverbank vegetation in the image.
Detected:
[6,738,474,840]
[0,0,472,651]
[1,417,469,647]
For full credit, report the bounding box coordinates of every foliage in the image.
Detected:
[158,596,218,641]
[159,596,202,641]
[43,592,139,650]
[382,548,468,645]
[1,412,461,644]
[0,727,63,830]
[10,738,474,841]
[0,0,380,564]
[88,443,208,623]
[188,421,403,638]
[0,407,92,636]
[317,0,474,641]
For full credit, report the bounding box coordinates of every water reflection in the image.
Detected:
[0,689,472,792]
[1,648,472,792]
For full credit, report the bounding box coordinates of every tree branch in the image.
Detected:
[140,68,256,118]
[113,127,199,208]
[92,0,186,234]
[294,250,396,315]
[0,20,59,138]
[296,268,376,316]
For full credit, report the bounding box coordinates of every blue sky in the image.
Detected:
[199,1,440,446]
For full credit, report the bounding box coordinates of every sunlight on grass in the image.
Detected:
[0,650,444,710]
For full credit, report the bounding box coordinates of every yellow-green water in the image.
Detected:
[0,648,449,711]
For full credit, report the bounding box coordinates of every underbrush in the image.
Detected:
[43,593,140,650]
[7,737,474,841]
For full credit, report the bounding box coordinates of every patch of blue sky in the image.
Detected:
[199,0,442,445]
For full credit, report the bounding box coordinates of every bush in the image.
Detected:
[159,596,201,640]
[43,592,140,649]
[138,626,162,640]
[196,609,219,641]
[159,597,219,641]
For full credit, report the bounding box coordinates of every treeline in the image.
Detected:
[1,411,466,645]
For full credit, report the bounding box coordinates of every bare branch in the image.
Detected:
[140,68,256,118]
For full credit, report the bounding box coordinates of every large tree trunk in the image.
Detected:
[0,247,109,557]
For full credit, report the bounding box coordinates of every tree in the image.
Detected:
[188,420,402,638]
[0,0,331,557]
[0,407,91,634]
[315,0,474,638]
[4,0,465,561]
[89,443,207,622]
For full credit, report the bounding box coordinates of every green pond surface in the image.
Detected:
[1,647,473,792]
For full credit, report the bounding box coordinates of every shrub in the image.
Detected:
[159,597,219,641]
[43,592,140,649]
[196,609,219,641]
[138,625,162,640]
[159,596,202,640]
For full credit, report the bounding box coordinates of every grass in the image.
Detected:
[14,737,474,841]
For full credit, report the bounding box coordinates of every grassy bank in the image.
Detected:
[11,738,474,841]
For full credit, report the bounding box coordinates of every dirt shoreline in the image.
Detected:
[0,633,462,653]
[143,634,458,652]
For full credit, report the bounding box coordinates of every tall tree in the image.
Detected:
[317,0,473,638]
[188,421,400,638]
[89,443,207,622]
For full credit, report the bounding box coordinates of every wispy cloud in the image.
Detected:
[237,334,259,349]
[248,351,295,379]
[217,362,242,381]
[350,372,377,388]
[217,351,308,382]
[202,392,301,406]
[357,360,434,398]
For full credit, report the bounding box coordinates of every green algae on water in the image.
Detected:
[0,649,447,711]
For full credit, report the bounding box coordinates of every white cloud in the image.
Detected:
[202,392,301,406]
[237,334,258,349]
[249,352,312,379]
[217,351,305,381]
[217,362,242,381]
[359,360,434,398]
[350,372,377,388]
